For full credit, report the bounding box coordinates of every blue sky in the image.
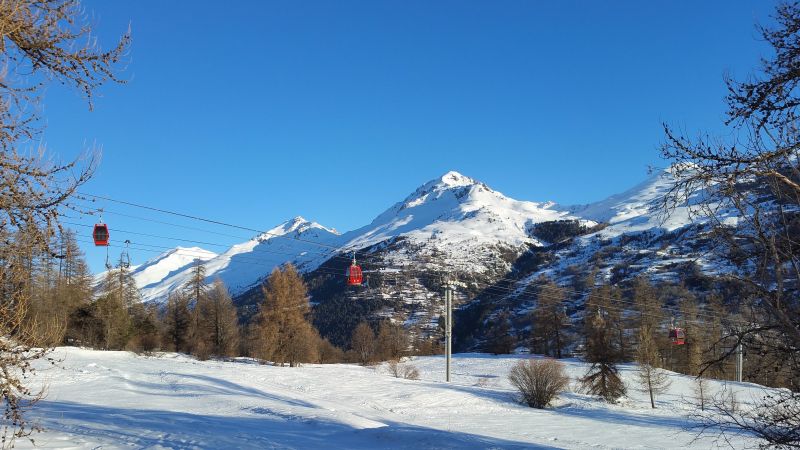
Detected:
[42,1,775,272]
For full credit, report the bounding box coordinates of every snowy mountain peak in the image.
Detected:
[438,170,476,188]
[396,171,487,212]
[257,216,339,242]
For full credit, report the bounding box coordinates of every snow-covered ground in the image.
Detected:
[19,348,764,449]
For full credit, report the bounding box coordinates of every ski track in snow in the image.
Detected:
[19,348,763,449]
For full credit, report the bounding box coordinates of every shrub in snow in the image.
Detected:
[387,359,420,380]
[402,365,420,380]
[508,358,569,409]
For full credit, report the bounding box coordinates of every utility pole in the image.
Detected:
[443,278,465,383]
[735,339,743,383]
[445,282,452,383]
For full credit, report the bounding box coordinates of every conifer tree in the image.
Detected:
[195,280,239,357]
[255,265,318,366]
[486,310,515,355]
[185,259,208,305]
[530,280,571,357]
[679,293,703,376]
[580,287,627,402]
[184,259,209,355]
[164,292,191,353]
[636,326,672,408]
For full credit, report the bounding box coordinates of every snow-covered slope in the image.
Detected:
[129,246,218,288]
[22,347,765,449]
[137,217,340,302]
[566,167,713,239]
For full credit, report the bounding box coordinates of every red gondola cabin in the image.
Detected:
[93,224,110,246]
[346,263,363,286]
[669,327,686,345]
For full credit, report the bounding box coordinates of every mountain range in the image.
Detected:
[113,168,727,347]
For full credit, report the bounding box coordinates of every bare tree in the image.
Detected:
[0,1,129,438]
[375,320,408,361]
[692,376,713,412]
[350,321,375,365]
[636,326,672,409]
[661,2,800,445]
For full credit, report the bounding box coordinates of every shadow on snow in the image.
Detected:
[28,400,558,449]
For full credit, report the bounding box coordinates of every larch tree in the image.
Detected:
[350,321,375,365]
[531,279,571,358]
[163,292,191,353]
[195,280,239,358]
[13,230,96,349]
[636,325,671,409]
[580,286,627,402]
[0,0,127,427]
[255,265,318,367]
[375,320,408,361]
[486,310,515,355]
[95,265,137,350]
[679,293,703,376]
[184,259,209,357]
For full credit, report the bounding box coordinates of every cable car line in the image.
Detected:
[80,222,730,323]
[77,192,344,251]
[80,237,742,334]
[85,228,730,324]
[73,195,739,327]
[65,202,382,268]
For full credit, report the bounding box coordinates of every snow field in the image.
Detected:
[18,348,763,449]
